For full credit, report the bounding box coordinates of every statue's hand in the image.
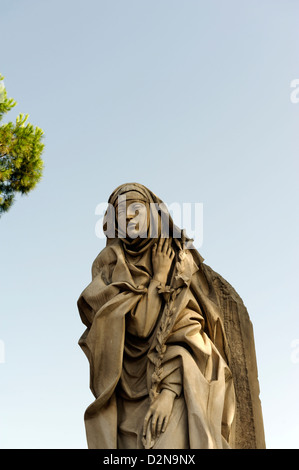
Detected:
[142,389,176,442]
[152,238,175,284]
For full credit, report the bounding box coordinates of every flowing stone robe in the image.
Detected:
[78,239,237,448]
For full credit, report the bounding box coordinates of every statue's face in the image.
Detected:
[116,198,149,239]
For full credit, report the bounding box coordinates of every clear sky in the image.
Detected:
[1,0,299,449]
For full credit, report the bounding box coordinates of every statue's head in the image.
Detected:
[103,183,190,252]
[103,183,174,244]
[114,191,150,240]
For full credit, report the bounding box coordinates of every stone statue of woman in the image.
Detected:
[77,183,265,449]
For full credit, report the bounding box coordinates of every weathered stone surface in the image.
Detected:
[205,265,266,448]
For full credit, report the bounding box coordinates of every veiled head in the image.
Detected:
[103,183,185,252]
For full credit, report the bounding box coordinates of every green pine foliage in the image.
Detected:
[0,74,45,215]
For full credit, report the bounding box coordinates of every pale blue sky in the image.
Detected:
[1,0,299,448]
